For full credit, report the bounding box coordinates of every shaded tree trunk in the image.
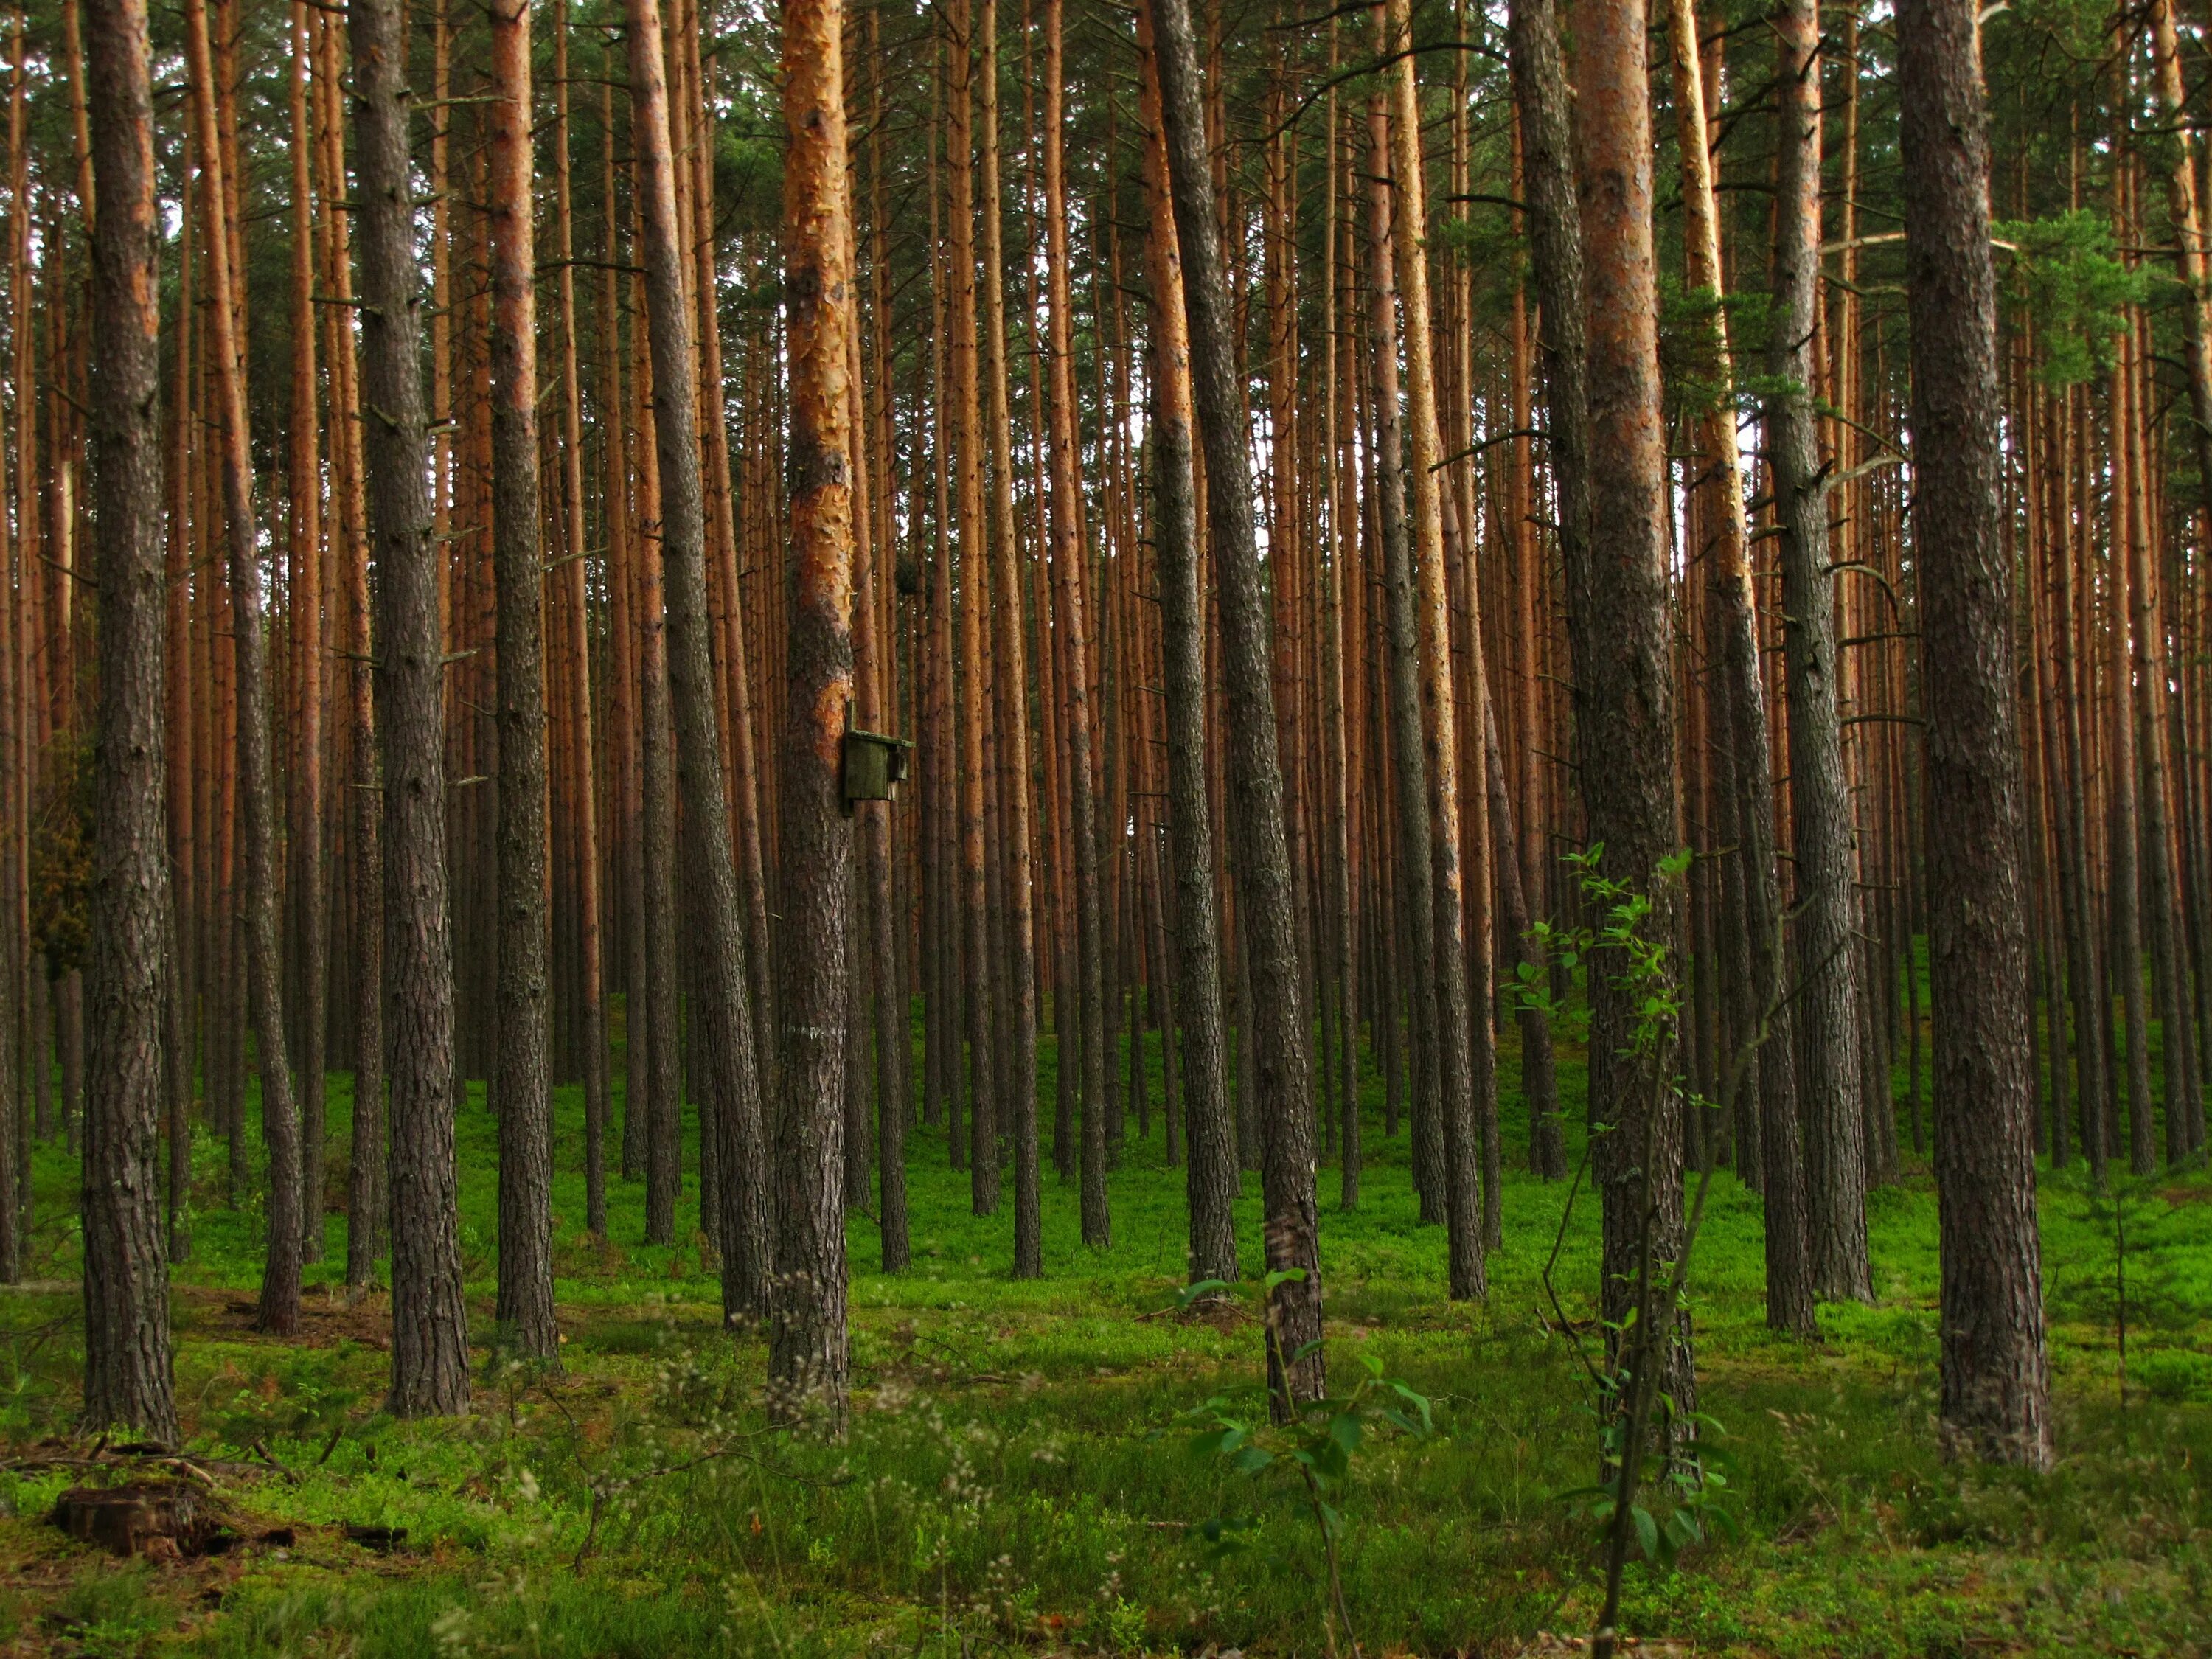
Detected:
[1152,0,1324,1411]
[1896,0,2053,1470]
[1135,0,1235,1287]
[80,0,175,1441]
[1770,0,1872,1304]
[353,0,470,1414]
[625,0,772,1315]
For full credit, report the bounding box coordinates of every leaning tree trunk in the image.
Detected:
[1896,0,2053,1471]
[353,0,470,1416]
[186,0,304,1340]
[771,0,856,1426]
[80,0,176,1443]
[1152,0,1325,1413]
[624,0,772,1318]
[1385,0,1487,1299]
[1666,0,1814,1336]
[1135,0,1236,1289]
[489,0,557,1363]
[1770,0,1873,1303]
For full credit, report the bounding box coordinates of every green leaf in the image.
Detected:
[1387,1382,1435,1434]
[1632,1505,1660,1563]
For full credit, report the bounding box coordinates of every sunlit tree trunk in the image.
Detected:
[1564,0,1694,1424]
[771,0,857,1423]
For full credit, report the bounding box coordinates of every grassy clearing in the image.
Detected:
[1,1014,2209,1657]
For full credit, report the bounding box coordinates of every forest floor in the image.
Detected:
[0,1019,2209,1657]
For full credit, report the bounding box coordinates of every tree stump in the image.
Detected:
[49,1484,204,1557]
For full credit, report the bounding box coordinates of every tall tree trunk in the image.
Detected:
[2122,316,2196,1167]
[186,0,304,1339]
[1135,0,1236,1287]
[285,1,326,1267]
[325,7,385,1290]
[1896,0,2053,1470]
[489,0,557,1361]
[945,0,997,1219]
[771,0,855,1422]
[1770,0,1872,1303]
[2107,311,2154,1175]
[1666,0,1813,1334]
[1385,0,1486,1298]
[1152,0,1324,1411]
[1362,74,1444,1229]
[978,0,1040,1274]
[354,0,469,1414]
[552,0,608,1239]
[1565,0,1694,1424]
[1040,0,1110,1248]
[80,0,175,1441]
[625,0,773,1317]
[1508,0,1592,1203]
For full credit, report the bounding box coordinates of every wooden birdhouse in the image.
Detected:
[841,706,912,810]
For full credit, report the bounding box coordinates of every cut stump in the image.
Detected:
[50,1484,208,1557]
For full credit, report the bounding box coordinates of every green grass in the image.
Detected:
[1,1002,2210,1656]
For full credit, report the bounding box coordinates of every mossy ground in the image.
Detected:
[1,999,2208,1657]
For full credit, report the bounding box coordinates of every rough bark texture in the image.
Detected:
[354,0,470,1415]
[1562,0,1694,1424]
[1152,0,1324,1411]
[489,0,556,1363]
[80,0,176,1442]
[625,0,772,1318]
[1896,0,2053,1470]
[1136,0,1236,1288]
[1770,0,1873,1303]
[1666,0,1813,1335]
[1507,0,1588,1201]
[185,0,303,1341]
[772,0,855,1425]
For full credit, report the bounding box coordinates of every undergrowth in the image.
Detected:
[0,1001,2205,1656]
